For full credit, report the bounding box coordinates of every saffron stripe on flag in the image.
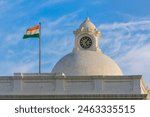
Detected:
[23,24,40,39]
[27,25,39,31]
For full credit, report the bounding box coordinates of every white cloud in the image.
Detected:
[0,0,71,20]
[0,11,80,75]
[0,3,149,88]
[40,0,70,7]
[0,60,38,75]
[118,43,150,87]
[41,10,81,52]
[98,19,150,87]
[99,20,150,31]
[0,0,23,14]
[99,20,150,55]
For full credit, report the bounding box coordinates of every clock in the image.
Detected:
[80,36,92,49]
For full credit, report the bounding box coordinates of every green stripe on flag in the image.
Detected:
[23,34,39,39]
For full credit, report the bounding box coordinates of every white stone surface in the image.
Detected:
[52,18,123,76]
[0,74,147,97]
[0,19,148,100]
[79,17,96,30]
[147,90,150,99]
[52,51,122,76]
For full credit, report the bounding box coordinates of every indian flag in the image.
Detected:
[23,24,40,39]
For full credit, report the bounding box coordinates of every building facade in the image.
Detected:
[0,18,149,99]
[0,73,148,99]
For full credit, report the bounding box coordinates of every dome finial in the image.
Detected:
[86,17,90,21]
[79,17,96,30]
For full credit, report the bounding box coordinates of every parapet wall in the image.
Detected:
[146,90,150,99]
[0,74,148,97]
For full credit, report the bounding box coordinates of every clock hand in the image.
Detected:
[85,40,89,46]
[83,39,87,46]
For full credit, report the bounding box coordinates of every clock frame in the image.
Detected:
[80,36,92,49]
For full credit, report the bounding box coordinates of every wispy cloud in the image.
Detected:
[99,20,150,55]
[0,0,149,87]
[0,10,81,75]
[98,19,150,87]
[0,60,38,75]
[0,0,23,15]
[41,11,81,71]
[118,43,150,86]
[40,0,70,7]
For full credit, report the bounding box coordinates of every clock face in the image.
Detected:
[80,36,92,49]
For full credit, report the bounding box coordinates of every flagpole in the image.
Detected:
[39,22,41,74]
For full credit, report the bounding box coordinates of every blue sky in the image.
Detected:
[0,0,150,87]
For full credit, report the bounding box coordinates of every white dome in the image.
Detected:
[79,17,96,30]
[52,51,123,76]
